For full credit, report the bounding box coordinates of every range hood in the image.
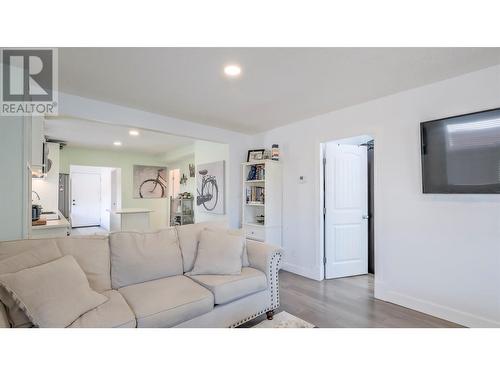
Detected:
[32,142,49,178]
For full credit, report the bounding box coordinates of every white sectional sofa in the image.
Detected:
[0,222,282,328]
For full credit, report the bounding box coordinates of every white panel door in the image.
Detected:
[71,172,101,227]
[325,143,368,279]
[110,169,119,211]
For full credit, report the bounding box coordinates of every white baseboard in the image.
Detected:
[281,262,322,281]
[375,281,500,328]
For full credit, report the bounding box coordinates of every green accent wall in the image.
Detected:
[60,146,168,229]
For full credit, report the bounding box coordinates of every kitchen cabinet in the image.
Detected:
[31,116,45,176]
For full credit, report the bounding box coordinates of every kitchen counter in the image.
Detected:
[108,208,153,214]
[30,210,71,238]
[108,208,153,231]
[32,214,70,230]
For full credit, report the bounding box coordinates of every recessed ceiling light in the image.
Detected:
[224,64,242,77]
[129,130,140,136]
[113,141,122,146]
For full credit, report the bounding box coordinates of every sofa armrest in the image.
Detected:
[246,240,282,310]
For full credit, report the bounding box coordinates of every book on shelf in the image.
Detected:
[247,164,265,181]
[245,186,265,204]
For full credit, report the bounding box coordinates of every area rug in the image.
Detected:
[252,311,315,328]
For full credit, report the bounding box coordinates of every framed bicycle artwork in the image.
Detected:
[196,160,225,214]
[133,165,168,198]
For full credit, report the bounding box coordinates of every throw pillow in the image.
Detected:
[0,255,108,328]
[0,245,62,328]
[189,229,244,276]
[204,227,250,267]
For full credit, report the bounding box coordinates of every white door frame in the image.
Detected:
[71,171,102,227]
[320,134,374,280]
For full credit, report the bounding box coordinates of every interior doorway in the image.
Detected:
[69,165,121,232]
[321,135,374,279]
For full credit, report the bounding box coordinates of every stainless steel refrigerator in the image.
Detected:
[58,173,70,219]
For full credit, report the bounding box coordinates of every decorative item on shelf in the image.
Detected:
[180,173,188,185]
[178,191,192,199]
[247,149,265,162]
[247,164,265,181]
[170,195,194,226]
[245,186,265,204]
[256,215,265,224]
[271,144,280,161]
[189,163,195,177]
[263,149,272,159]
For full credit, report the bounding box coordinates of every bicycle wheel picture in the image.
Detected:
[196,160,225,214]
[201,178,218,211]
[133,165,167,199]
[139,179,165,198]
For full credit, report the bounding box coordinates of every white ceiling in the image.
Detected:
[59,48,500,134]
[44,117,194,155]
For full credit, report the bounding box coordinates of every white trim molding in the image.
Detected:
[375,281,500,328]
[281,262,322,281]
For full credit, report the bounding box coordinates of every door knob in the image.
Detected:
[362,215,369,219]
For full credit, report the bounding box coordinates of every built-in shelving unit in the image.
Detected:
[170,197,194,226]
[241,160,282,246]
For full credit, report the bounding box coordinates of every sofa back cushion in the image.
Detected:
[0,236,111,293]
[0,238,61,262]
[55,236,111,292]
[175,221,228,272]
[109,229,183,289]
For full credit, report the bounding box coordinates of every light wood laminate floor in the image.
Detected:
[244,271,462,328]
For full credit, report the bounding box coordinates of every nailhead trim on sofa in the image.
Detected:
[230,251,282,328]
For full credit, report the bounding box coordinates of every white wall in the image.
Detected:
[0,117,29,241]
[61,147,167,229]
[164,146,196,198]
[32,142,60,213]
[11,66,499,326]
[258,64,500,327]
[194,140,230,223]
[59,93,250,228]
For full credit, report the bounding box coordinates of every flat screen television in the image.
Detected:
[420,108,500,194]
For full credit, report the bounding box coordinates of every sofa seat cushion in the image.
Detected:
[69,290,136,328]
[118,276,214,328]
[188,267,267,305]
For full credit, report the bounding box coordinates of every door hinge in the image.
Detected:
[323,257,327,265]
[323,157,326,166]
[323,207,326,216]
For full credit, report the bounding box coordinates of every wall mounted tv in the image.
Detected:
[420,108,500,194]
